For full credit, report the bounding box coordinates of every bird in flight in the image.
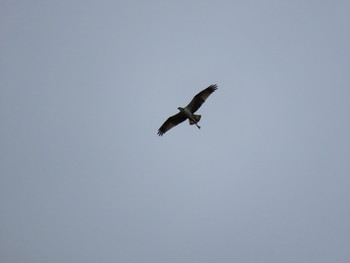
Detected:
[157,84,218,136]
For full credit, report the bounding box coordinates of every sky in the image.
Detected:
[1,1,350,262]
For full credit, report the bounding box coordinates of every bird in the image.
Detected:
[157,84,218,136]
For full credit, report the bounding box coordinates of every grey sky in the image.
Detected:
[1,1,350,262]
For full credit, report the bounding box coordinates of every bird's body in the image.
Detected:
[178,107,201,129]
[157,84,218,136]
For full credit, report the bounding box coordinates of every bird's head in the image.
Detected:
[178,107,184,112]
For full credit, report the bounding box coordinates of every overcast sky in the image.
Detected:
[1,1,350,262]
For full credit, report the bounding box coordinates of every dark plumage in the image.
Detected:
[157,84,218,136]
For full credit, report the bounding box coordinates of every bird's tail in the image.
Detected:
[189,114,201,125]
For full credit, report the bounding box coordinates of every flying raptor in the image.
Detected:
[157,84,218,136]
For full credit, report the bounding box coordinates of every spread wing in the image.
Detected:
[186,84,218,113]
[157,112,187,136]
